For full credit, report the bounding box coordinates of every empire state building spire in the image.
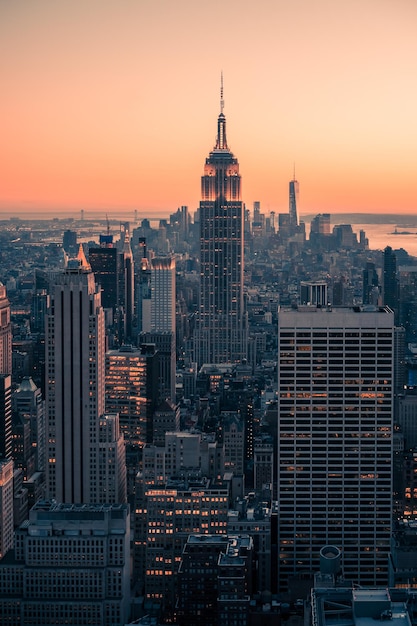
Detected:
[215,72,228,150]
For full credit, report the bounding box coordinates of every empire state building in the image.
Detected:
[195,81,247,366]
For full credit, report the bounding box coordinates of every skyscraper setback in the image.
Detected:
[194,79,246,366]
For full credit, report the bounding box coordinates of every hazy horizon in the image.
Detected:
[2,1,417,215]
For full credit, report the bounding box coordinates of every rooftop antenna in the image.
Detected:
[220,71,224,115]
[106,213,110,236]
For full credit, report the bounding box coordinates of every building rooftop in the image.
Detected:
[311,588,414,626]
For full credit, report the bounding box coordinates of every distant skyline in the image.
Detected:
[1,0,417,216]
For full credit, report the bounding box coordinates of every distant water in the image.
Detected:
[346,222,417,258]
[301,214,417,258]
[1,210,417,257]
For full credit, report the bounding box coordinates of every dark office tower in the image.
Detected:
[89,235,120,313]
[12,376,46,475]
[277,305,394,591]
[384,246,400,322]
[177,534,253,626]
[289,175,299,229]
[138,236,147,260]
[62,229,77,255]
[136,256,151,334]
[195,78,246,366]
[30,288,50,333]
[0,375,12,460]
[0,284,12,376]
[119,223,135,342]
[45,248,106,504]
[363,261,380,305]
[140,331,175,403]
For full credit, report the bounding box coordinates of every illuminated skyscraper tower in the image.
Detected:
[195,77,246,366]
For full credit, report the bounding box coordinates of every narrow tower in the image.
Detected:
[289,167,299,231]
[194,76,246,366]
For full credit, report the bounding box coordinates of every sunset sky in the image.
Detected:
[1,0,417,218]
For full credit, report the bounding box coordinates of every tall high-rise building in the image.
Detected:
[150,256,176,334]
[0,458,14,560]
[139,331,176,402]
[194,78,246,366]
[0,375,12,460]
[89,235,120,313]
[119,223,135,342]
[363,261,380,305]
[12,376,45,475]
[0,284,12,376]
[105,344,159,498]
[384,246,399,323]
[289,175,299,230]
[105,344,159,450]
[98,414,127,504]
[144,252,177,403]
[277,305,394,590]
[136,238,151,333]
[45,249,106,504]
[89,225,135,344]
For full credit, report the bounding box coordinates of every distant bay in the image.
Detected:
[301,213,417,258]
[1,210,417,258]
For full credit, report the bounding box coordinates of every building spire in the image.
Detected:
[215,72,228,150]
[220,71,224,115]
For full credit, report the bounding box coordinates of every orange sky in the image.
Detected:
[1,0,417,218]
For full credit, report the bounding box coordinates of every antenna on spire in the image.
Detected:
[220,71,224,115]
[293,162,296,181]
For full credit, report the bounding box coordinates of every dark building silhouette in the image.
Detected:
[0,374,12,460]
[62,229,77,255]
[363,261,380,305]
[89,226,135,344]
[89,236,120,311]
[383,246,399,322]
[289,176,299,230]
